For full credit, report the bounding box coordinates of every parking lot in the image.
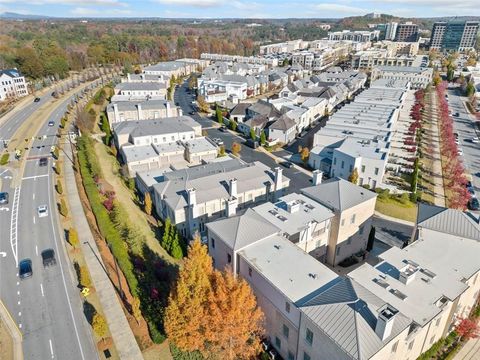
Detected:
[447,87,480,212]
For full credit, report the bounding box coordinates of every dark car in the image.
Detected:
[19,259,33,279]
[219,126,227,132]
[280,161,293,168]
[245,139,259,149]
[189,111,195,115]
[34,97,41,102]
[468,197,479,211]
[41,249,56,267]
[39,157,48,167]
[0,192,8,205]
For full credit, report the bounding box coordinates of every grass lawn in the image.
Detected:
[375,196,418,223]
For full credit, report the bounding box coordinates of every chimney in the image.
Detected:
[312,170,323,185]
[166,102,171,117]
[113,103,120,123]
[137,104,143,120]
[127,73,131,81]
[375,305,398,341]
[187,188,196,206]
[399,264,418,285]
[274,167,283,201]
[225,196,238,217]
[141,74,145,81]
[178,108,183,117]
[229,178,238,198]
[287,201,300,213]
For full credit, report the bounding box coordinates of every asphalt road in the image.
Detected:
[0,81,102,360]
[447,87,480,211]
[174,80,313,193]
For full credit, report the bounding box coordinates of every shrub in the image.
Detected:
[59,198,68,217]
[56,180,63,194]
[68,228,79,248]
[0,153,9,165]
[147,320,166,344]
[399,192,410,205]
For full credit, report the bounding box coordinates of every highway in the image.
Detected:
[0,81,102,359]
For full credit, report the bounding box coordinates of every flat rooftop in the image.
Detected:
[184,137,217,154]
[239,235,338,303]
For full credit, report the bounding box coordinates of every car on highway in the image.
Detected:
[468,197,479,211]
[48,120,55,127]
[280,161,293,168]
[212,138,224,146]
[41,249,57,267]
[219,126,227,132]
[39,157,48,167]
[453,112,460,117]
[19,259,33,279]
[34,97,41,102]
[37,205,48,218]
[0,192,8,205]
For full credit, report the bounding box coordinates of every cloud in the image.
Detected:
[70,6,131,15]
[373,0,478,7]
[0,0,127,6]
[153,0,224,8]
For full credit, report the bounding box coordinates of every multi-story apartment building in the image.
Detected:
[430,20,479,52]
[385,22,398,40]
[113,82,168,101]
[371,65,433,89]
[152,159,290,238]
[328,30,380,42]
[143,60,199,78]
[106,100,182,127]
[200,53,278,67]
[259,40,308,55]
[0,68,28,101]
[394,22,419,42]
[206,199,480,360]
[352,49,423,70]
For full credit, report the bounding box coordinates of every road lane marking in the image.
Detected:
[35,245,38,255]
[22,174,49,181]
[33,216,36,224]
[0,207,9,211]
[9,187,20,266]
[0,169,8,177]
[18,312,21,316]
[40,283,44,297]
[33,193,35,200]
[49,339,54,358]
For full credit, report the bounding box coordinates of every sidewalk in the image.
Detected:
[453,337,480,360]
[0,300,22,360]
[257,147,313,177]
[430,93,446,207]
[63,144,143,360]
[374,211,415,226]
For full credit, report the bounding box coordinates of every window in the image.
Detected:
[305,328,313,346]
[333,157,337,165]
[336,246,341,255]
[227,253,232,264]
[359,226,364,235]
[391,340,399,353]
[303,352,311,360]
[430,335,435,344]
[288,351,295,360]
[283,324,289,338]
[361,165,366,173]
[374,167,379,175]
[351,214,356,224]
[347,237,352,245]
[248,267,252,277]
[408,340,415,350]
[341,219,345,226]
[211,238,215,249]
[341,161,344,169]
[436,317,441,326]
[349,165,353,172]
[275,336,281,349]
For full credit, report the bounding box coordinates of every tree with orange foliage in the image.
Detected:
[456,318,479,341]
[204,270,264,360]
[164,236,213,353]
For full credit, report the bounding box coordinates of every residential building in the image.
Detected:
[352,50,426,70]
[385,22,398,41]
[430,20,479,52]
[106,100,181,127]
[259,39,308,55]
[328,30,380,42]
[301,177,377,266]
[200,53,278,67]
[371,65,433,89]
[394,22,419,42]
[143,60,199,78]
[152,159,290,237]
[198,76,248,103]
[122,73,169,83]
[0,68,28,101]
[113,82,167,100]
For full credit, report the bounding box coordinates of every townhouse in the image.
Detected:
[113,82,167,101]
[371,66,433,89]
[142,60,199,78]
[106,100,182,127]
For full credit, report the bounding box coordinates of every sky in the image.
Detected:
[0,0,479,19]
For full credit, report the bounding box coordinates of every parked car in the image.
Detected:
[41,249,57,267]
[48,120,55,127]
[468,197,479,211]
[212,138,224,146]
[19,259,33,279]
[34,97,41,102]
[472,137,479,144]
[458,148,463,156]
[219,126,227,132]
[280,161,293,168]
[37,205,48,218]
[453,112,460,117]
[39,157,48,167]
[245,139,259,149]
[0,192,8,204]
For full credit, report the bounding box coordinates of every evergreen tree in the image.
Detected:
[260,131,266,145]
[171,233,184,259]
[162,218,171,250]
[348,167,359,184]
[250,128,256,141]
[144,191,152,216]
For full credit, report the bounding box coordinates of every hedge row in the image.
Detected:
[77,136,138,296]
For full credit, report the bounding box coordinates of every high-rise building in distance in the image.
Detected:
[430,20,479,51]
[394,22,419,42]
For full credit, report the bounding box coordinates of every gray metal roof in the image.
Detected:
[300,278,411,360]
[417,203,480,241]
[206,209,280,251]
[116,82,166,91]
[268,115,296,131]
[301,178,377,212]
[113,116,200,138]
[107,99,175,112]
[143,61,188,72]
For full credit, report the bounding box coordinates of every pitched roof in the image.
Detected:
[206,209,280,251]
[417,203,480,241]
[300,278,411,360]
[230,103,250,116]
[0,68,22,78]
[301,177,377,212]
[268,114,296,131]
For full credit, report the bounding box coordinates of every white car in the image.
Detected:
[212,138,224,146]
[457,148,464,156]
[37,205,48,218]
[472,137,479,144]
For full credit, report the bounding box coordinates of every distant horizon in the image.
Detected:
[0,0,479,19]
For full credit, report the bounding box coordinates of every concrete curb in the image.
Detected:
[374,211,415,226]
[0,300,23,360]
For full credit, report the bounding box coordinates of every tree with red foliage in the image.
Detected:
[456,318,480,340]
